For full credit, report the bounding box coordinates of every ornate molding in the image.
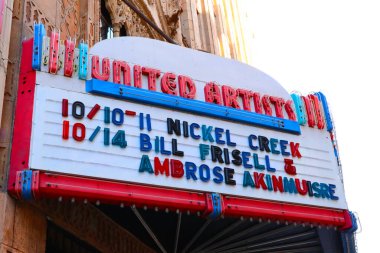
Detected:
[25,0,54,34]
[105,0,128,37]
[161,0,183,38]
[24,0,99,47]
[105,0,178,40]
[59,0,80,41]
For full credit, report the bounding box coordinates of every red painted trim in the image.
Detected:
[27,170,348,227]
[33,171,208,213]
[14,171,23,199]
[339,210,353,231]
[202,193,214,217]
[8,39,36,194]
[32,170,40,199]
[222,196,346,226]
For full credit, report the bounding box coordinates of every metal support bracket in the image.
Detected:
[208,193,223,219]
[21,170,33,200]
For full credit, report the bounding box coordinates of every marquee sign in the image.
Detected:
[9,24,348,216]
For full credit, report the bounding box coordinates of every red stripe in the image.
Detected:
[8,39,36,194]
[222,196,345,226]
[27,171,348,226]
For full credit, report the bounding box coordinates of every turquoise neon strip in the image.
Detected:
[209,193,223,219]
[32,23,46,70]
[21,170,33,200]
[291,93,307,125]
[78,43,88,80]
[89,126,101,142]
[86,79,301,134]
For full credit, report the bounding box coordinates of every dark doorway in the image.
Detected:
[45,221,101,253]
[100,0,113,40]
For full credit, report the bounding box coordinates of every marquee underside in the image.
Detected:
[100,204,344,253]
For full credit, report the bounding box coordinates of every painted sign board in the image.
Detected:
[23,35,348,210]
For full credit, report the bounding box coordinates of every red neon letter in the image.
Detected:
[284,158,297,175]
[72,123,86,141]
[253,172,268,190]
[252,92,263,114]
[284,100,297,121]
[113,60,131,86]
[48,31,59,74]
[222,85,240,109]
[133,65,142,88]
[295,179,308,195]
[178,75,196,99]
[62,99,68,117]
[261,95,272,116]
[302,96,315,127]
[308,94,325,129]
[91,56,110,81]
[161,72,177,95]
[142,67,161,91]
[64,39,75,77]
[170,159,184,178]
[87,104,101,119]
[237,89,252,111]
[272,175,284,192]
[204,82,222,105]
[290,142,302,158]
[154,157,169,176]
[62,120,69,139]
[269,96,285,118]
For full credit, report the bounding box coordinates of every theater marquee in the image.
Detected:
[12,28,346,210]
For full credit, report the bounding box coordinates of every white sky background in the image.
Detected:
[239,1,380,252]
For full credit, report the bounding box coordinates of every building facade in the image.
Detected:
[1,1,254,252]
[0,1,356,253]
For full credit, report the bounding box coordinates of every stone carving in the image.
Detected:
[88,20,95,46]
[60,0,80,41]
[161,0,183,38]
[105,0,128,37]
[12,0,22,20]
[182,33,190,47]
[80,15,87,42]
[105,0,164,40]
[130,0,165,39]
[24,0,98,46]
[25,0,54,34]
[126,11,152,37]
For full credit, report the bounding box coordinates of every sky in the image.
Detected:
[240,1,380,252]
